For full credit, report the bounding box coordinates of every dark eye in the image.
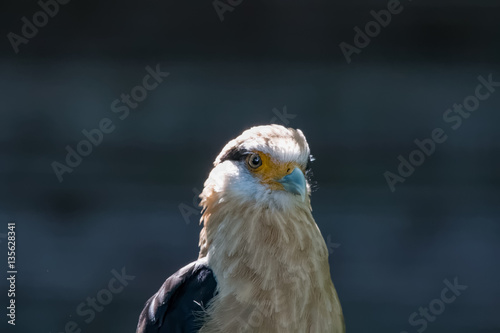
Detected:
[246,153,262,169]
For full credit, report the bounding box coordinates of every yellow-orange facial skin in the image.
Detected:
[246,151,305,191]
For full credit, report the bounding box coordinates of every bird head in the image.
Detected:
[200,124,314,212]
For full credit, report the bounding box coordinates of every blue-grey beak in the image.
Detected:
[278,167,307,201]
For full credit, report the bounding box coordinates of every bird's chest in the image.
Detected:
[204,256,333,333]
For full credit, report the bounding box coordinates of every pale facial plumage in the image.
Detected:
[214,124,311,167]
[207,124,313,211]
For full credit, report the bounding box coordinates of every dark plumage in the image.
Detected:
[137,259,217,333]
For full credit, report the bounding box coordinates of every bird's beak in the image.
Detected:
[278,167,307,201]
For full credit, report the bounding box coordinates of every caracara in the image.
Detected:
[137,124,345,333]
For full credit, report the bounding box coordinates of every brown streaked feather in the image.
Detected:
[198,182,344,333]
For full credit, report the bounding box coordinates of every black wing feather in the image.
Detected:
[136,259,217,333]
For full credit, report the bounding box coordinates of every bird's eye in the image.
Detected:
[246,153,262,169]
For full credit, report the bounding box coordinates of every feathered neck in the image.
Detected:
[198,180,326,259]
[196,187,344,333]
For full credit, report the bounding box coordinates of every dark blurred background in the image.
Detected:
[1,0,499,332]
